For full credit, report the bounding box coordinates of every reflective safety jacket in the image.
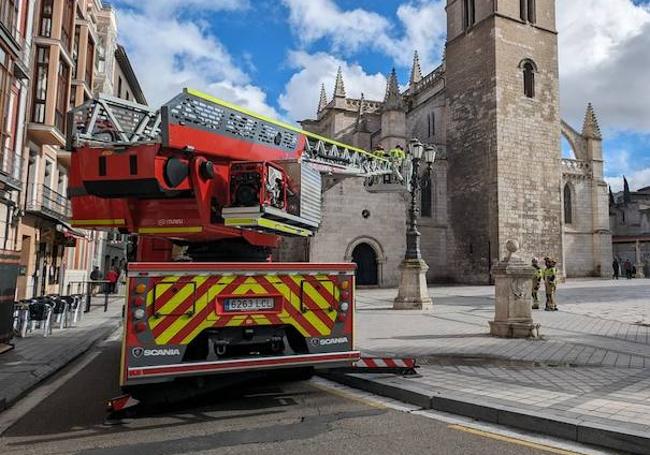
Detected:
[389,148,406,160]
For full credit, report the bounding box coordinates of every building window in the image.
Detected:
[85,38,94,87]
[527,0,536,23]
[61,0,75,52]
[117,76,122,98]
[421,177,432,218]
[523,61,536,98]
[563,184,572,225]
[31,46,49,123]
[55,61,70,133]
[72,25,80,79]
[463,0,476,29]
[0,47,13,171]
[520,0,536,23]
[0,0,18,37]
[39,0,53,38]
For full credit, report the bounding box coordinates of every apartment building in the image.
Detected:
[14,0,145,298]
[0,0,33,342]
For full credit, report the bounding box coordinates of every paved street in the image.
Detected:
[349,278,650,453]
[0,296,123,411]
[0,337,578,455]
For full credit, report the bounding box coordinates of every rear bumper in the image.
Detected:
[125,351,360,384]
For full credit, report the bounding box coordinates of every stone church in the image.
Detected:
[281,0,612,285]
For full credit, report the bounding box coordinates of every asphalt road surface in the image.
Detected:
[0,335,606,455]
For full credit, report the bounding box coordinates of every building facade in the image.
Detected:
[7,0,144,298]
[297,0,612,285]
[610,182,650,278]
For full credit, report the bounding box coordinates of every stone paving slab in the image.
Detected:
[330,279,650,454]
[0,296,123,411]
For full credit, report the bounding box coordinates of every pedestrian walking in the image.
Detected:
[106,267,118,294]
[543,257,558,311]
[624,259,633,279]
[531,258,542,309]
[612,258,620,280]
[89,266,102,296]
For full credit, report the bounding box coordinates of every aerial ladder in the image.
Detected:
[67,88,410,400]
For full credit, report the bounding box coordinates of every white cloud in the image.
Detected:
[113,1,278,117]
[282,0,446,71]
[115,0,249,17]
[278,51,387,121]
[606,170,650,193]
[558,0,650,132]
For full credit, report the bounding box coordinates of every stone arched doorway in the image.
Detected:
[351,243,379,286]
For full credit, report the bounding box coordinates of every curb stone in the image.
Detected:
[0,321,120,412]
[321,372,649,455]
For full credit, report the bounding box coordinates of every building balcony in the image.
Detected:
[27,122,66,148]
[0,143,22,192]
[25,183,71,223]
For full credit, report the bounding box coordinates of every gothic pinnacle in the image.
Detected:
[582,103,602,140]
[318,83,328,113]
[409,51,422,86]
[383,68,404,111]
[333,66,346,98]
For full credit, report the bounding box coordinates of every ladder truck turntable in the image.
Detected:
[67,88,411,402]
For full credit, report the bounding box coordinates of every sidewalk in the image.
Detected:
[329,279,650,454]
[0,295,123,412]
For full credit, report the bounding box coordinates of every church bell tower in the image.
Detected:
[445,0,562,283]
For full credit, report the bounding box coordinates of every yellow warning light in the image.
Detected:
[135,283,147,294]
[340,280,350,290]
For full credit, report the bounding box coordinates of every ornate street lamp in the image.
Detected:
[394,140,436,310]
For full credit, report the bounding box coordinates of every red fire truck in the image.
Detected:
[67,89,396,393]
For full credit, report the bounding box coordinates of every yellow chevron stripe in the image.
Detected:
[149,276,207,330]
[146,275,181,308]
[232,277,267,295]
[300,280,336,316]
[264,278,311,337]
[155,276,235,344]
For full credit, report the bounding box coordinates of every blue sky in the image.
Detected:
[111,0,650,192]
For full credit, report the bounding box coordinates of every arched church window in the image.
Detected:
[528,0,536,23]
[463,0,476,29]
[563,184,572,225]
[523,61,535,98]
[421,176,432,218]
[520,0,536,23]
[431,112,436,137]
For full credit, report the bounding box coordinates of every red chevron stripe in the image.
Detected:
[167,275,248,344]
[302,274,338,307]
[256,275,322,337]
[151,276,220,338]
[279,276,335,333]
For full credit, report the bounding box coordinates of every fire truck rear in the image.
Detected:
[67,89,396,391]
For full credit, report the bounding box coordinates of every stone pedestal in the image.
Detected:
[635,241,645,278]
[489,240,540,338]
[393,259,433,310]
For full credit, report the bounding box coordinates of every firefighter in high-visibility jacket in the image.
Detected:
[531,258,543,309]
[389,145,406,162]
[543,257,558,311]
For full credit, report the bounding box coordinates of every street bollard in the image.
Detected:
[104,291,109,312]
[85,282,92,313]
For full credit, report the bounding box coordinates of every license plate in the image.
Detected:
[223,297,275,312]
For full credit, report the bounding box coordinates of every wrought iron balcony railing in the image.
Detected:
[0,142,22,191]
[25,183,71,221]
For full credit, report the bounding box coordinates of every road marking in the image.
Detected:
[313,378,614,455]
[448,424,586,455]
[310,378,387,410]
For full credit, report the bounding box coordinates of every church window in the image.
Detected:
[431,112,436,137]
[527,0,536,23]
[523,61,535,98]
[463,0,476,29]
[520,0,536,23]
[421,177,432,218]
[427,113,431,137]
[563,184,572,225]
